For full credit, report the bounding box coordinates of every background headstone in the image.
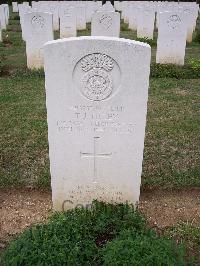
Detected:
[0,5,7,30]
[18,3,32,40]
[156,11,187,65]
[0,21,2,42]
[24,12,54,69]
[60,6,76,38]
[12,2,19,13]
[137,8,155,39]
[76,5,86,30]
[91,11,120,37]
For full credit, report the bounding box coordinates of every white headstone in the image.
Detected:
[32,1,37,9]
[48,4,59,31]
[2,4,9,25]
[76,5,86,30]
[18,4,32,40]
[114,1,122,11]
[128,5,138,31]
[24,12,54,69]
[23,2,29,7]
[0,5,6,30]
[44,36,151,211]
[156,12,187,65]
[91,11,120,37]
[182,6,198,43]
[12,2,19,13]
[0,22,2,42]
[122,2,130,24]
[60,6,76,38]
[137,8,155,40]
[86,1,98,23]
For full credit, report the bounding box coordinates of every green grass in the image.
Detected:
[1,201,195,266]
[0,75,49,187]
[0,11,200,188]
[143,78,200,186]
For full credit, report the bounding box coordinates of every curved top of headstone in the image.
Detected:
[44,36,151,49]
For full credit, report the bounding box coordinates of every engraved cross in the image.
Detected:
[80,137,112,183]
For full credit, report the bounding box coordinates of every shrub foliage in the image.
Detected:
[150,60,200,79]
[2,201,194,266]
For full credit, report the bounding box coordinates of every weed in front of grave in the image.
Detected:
[188,58,200,70]
[1,201,195,266]
[166,223,200,248]
[102,229,193,266]
[165,223,200,261]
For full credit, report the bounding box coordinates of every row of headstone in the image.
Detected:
[14,0,199,42]
[18,2,121,69]
[125,2,199,42]
[118,1,199,65]
[15,1,102,31]
[12,1,199,67]
[16,1,121,34]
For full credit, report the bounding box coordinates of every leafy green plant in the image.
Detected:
[102,229,192,266]
[193,29,200,44]
[150,62,200,79]
[188,58,200,70]
[2,201,193,266]
[11,68,45,78]
[13,15,20,20]
[136,37,157,47]
[121,22,129,31]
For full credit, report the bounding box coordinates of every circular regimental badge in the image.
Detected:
[31,15,45,30]
[167,15,181,29]
[99,15,112,29]
[82,68,112,101]
[73,53,121,102]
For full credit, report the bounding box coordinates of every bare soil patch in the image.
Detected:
[0,187,199,250]
[139,187,200,228]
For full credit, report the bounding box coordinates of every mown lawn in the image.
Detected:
[0,11,200,189]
